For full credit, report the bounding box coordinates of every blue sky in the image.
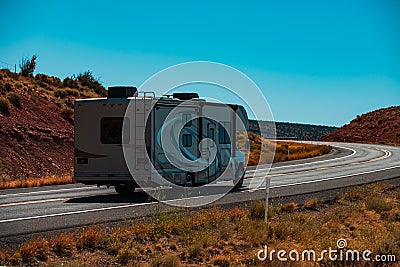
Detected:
[1,1,399,126]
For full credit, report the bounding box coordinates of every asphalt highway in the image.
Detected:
[0,142,399,239]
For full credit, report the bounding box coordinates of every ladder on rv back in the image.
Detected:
[134,92,154,178]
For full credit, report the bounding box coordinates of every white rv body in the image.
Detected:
[73,89,249,194]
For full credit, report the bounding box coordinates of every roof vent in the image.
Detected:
[108,86,137,98]
[172,93,199,100]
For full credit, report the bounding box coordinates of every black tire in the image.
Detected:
[115,183,135,195]
[232,166,245,191]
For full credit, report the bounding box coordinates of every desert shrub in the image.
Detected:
[8,92,22,108]
[249,200,265,220]
[54,88,79,99]
[50,232,76,257]
[365,196,393,213]
[212,255,230,267]
[52,77,62,87]
[187,234,209,258]
[0,97,11,115]
[64,98,74,108]
[75,70,107,96]
[63,77,79,88]
[19,55,37,77]
[116,246,138,264]
[282,202,298,212]
[65,88,79,97]
[33,74,61,88]
[16,237,50,263]
[4,82,13,92]
[152,252,180,267]
[237,218,270,245]
[304,197,319,209]
[76,226,105,251]
[35,73,50,84]
[61,106,74,123]
[54,89,68,99]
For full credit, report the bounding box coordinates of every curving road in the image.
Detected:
[0,142,399,239]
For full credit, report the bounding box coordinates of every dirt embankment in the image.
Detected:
[0,69,102,180]
[321,106,400,145]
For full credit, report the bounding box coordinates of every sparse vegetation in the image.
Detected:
[152,253,180,267]
[245,132,332,166]
[0,96,11,115]
[61,106,74,124]
[19,55,38,77]
[74,70,107,96]
[0,183,398,266]
[7,92,22,108]
[322,106,400,145]
[274,141,331,162]
[62,77,79,88]
[0,175,72,189]
[365,195,393,213]
[35,73,62,87]
[304,197,319,209]
[54,88,80,99]
[282,201,298,212]
[0,69,104,181]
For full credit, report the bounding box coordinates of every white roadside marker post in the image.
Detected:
[265,175,271,223]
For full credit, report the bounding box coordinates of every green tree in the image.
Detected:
[74,70,107,96]
[19,55,38,77]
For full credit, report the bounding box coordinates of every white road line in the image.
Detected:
[247,148,391,179]
[0,198,67,207]
[247,145,357,173]
[248,164,400,192]
[0,186,99,198]
[0,202,154,223]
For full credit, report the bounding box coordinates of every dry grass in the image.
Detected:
[304,197,319,210]
[245,132,332,166]
[274,141,332,163]
[0,175,72,189]
[0,96,11,115]
[1,183,399,266]
[152,253,180,267]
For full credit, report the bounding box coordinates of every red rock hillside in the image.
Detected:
[0,69,104,180]
[321,106,400,145]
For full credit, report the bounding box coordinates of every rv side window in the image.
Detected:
[182,134,192,147]
[182,113,192,127]
[209,128,215,147]
[219,122,231,144]
[101,117,129,144]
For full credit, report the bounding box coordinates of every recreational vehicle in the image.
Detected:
[73,86,249,195]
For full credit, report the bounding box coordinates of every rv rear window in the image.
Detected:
[182,134,192,147]
[101,117,129,144]
[219,122,231,144]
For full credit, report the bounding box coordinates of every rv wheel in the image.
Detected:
[233,166,245,191]
[115,183,135,195]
